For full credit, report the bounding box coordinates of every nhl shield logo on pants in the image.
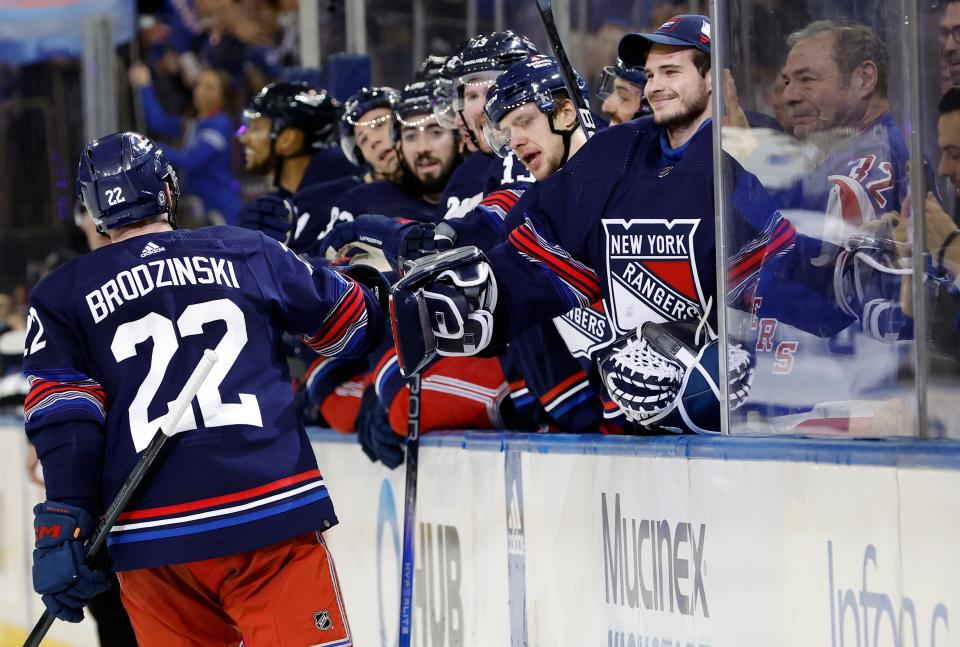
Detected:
[314,610,333,631]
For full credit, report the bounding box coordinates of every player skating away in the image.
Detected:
[390,15,798,433]
[597,57,649,126]
[236,81,350,248]
[23,132,388,644]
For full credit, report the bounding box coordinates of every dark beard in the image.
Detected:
[653,92,710,131]
[399,152,463,198]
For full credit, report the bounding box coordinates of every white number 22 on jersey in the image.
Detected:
[111,298,263,451]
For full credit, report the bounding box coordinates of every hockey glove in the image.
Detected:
[390,246,499,376]
[355,388,383,462]
[356,388,404,468]
[320,215,456,269]
[238,194,295,244]
[32,501,110,623]
[598,320,755,434]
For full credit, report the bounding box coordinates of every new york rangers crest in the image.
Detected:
[602,219,706,333]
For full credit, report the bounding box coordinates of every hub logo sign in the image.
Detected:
[601,492,708,617]
[414,522,464,647]
[827,541,949,646]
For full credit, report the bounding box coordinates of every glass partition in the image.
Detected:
[919,0,960,439]
[715,0,929,437]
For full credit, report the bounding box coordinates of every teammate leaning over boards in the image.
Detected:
[479,54,629,430]
[23,131,388,644]
[390,15,799,433]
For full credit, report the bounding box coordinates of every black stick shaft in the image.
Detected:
[535,0,596,138]
[23,351,218,647]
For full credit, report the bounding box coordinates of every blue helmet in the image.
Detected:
[392,80,446,145]
[482,55,587,158]
[76,131,180,233]
[434,31,539,134]
[598,58,647,98]
[340,86,400,166]
[597,58,650,120]
[443,31,539,81]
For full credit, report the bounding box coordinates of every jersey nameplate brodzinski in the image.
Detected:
[602,218,707,334]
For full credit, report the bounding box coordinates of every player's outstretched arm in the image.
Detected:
[263,236,388,359]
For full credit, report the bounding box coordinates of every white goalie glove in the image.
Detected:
[597,319,754,434]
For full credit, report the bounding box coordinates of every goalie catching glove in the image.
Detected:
[390,246,498,376]
[597,319,754,434]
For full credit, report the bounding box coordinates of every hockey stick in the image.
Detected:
[397,372,421,647]
[534,0,596,139]
[23,350,219,647]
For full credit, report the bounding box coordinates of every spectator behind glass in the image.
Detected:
[941,0,960,89]
[129,62,244,225]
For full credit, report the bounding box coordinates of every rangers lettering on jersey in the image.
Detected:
[603,219,706,331]
[86,256,240,324]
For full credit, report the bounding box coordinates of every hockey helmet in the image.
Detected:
[482,55,587,157]
[340,86,400,166]
[76,131,180,233]
[242,81,342,151]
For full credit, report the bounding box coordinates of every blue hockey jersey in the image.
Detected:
[23,226,382,570]
[290,175,364,255]
[437,151,535,222]
[432,149,612,433]
[487,116,797,345]
[333,179,437,225]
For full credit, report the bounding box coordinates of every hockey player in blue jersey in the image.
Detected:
[471,54,628,431]
[236,81,348,247]
[389,15,796,433]
[287,86,402,256]
[23,132,387,644]
[297,86,402,435]
[598,57,649,126]
[433,31,538,222]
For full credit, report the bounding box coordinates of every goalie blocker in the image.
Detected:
[388,247,756,433]
[390,246,499,376]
